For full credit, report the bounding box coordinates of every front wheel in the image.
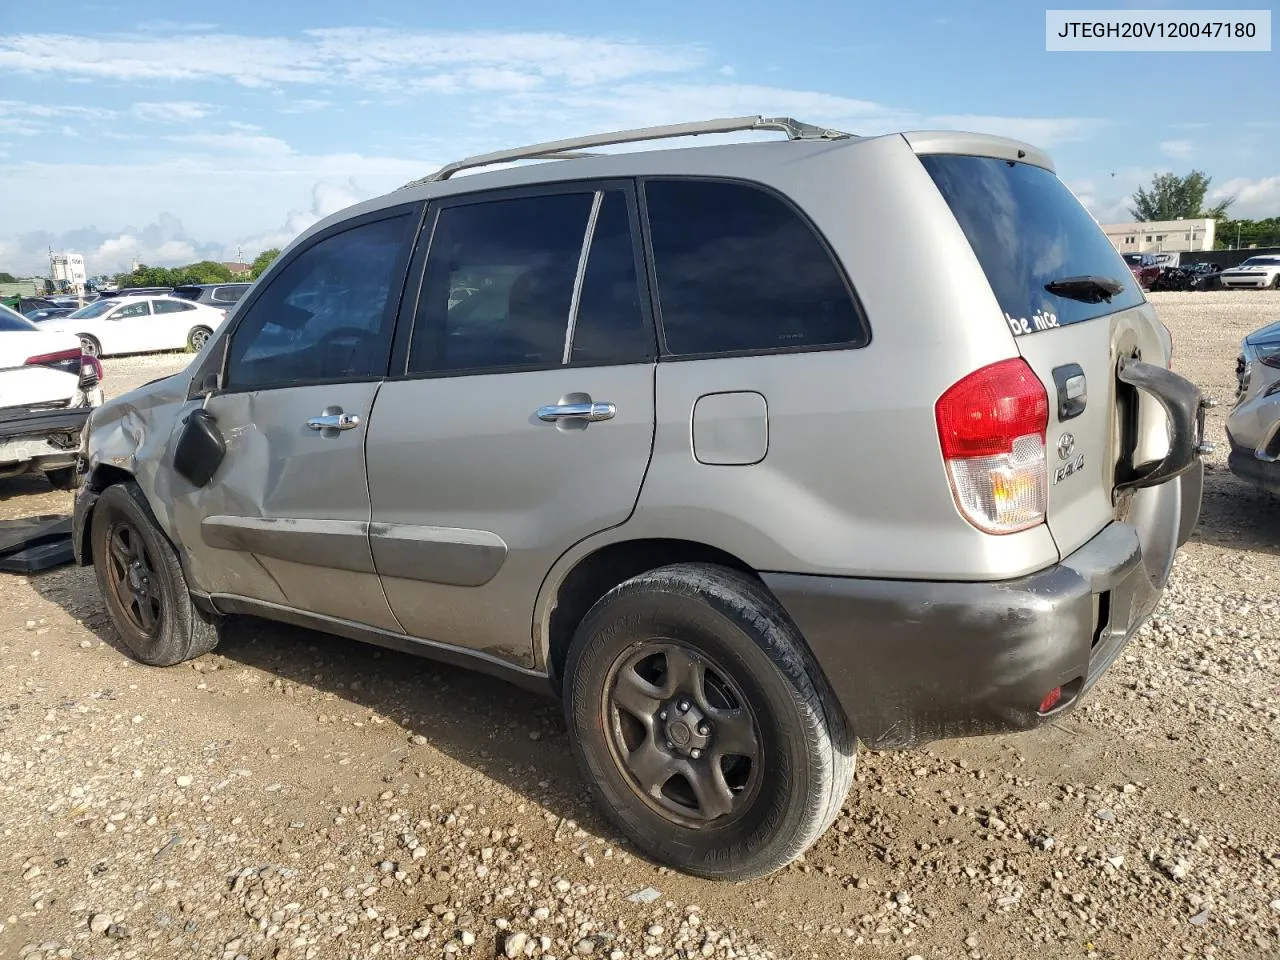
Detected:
[90,482,220,666]
[564,563,854,881]
[187,326,212,352]
[1270,274,1280,290]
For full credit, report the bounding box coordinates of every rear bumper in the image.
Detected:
[1227,442,1280,496]
[0,407,90,474]
[764,467,1199,751]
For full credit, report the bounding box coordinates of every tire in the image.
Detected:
[44,466,80,491]
[90,482,220,666]
[563,563,855,881]
[1270,274,1280,290]
[187,326,212,352]
[78,335,101,357]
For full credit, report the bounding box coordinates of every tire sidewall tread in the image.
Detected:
[90,482,218,666]
[564,562,854,881]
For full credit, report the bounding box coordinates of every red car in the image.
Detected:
[1123,252,1161,290]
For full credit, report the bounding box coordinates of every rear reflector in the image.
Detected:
[936,358,1049,534]
[1038,686,1063,714]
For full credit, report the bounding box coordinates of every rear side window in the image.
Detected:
[153,299,196,314]
[643,179,864,356]
[213,285,248,303]
[920,155,1145,334]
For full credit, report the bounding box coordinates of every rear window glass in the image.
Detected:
[920,155,1144,334]
[0,304,36,331]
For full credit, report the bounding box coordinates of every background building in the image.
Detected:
[1100,218,1215,253]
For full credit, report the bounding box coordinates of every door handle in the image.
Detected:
[306,413,361,431]
[536,401,615,422]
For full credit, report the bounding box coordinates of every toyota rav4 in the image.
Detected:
[72,116,1207,880]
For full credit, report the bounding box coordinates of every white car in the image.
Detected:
[0,303,104,489]
[37,294,226,357]
[1219,255,1280,290]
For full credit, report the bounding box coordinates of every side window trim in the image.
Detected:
[387,178,656,381]
[637,174,872,361]
[562,190,604,364]
[200,200,427,398]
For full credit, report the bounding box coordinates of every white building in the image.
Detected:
[1100,218,1216,254]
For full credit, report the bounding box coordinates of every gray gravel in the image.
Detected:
[1,291,1278,960]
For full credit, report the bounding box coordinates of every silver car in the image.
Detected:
[70,116,1208,880]
[1227,320,1280,494]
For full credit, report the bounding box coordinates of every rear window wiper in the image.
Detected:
[1044,275,1125,304]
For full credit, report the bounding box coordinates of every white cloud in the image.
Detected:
[0,28,706,92]
[0,99,113,135]
[6,212,226,276]
[1210,176,1280,219]
[236,179,371,254]
[168,132,294,155]
[1159,139,1196,160]
[132,101,215,122]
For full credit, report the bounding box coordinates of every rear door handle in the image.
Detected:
[307,413,361,431]
[536,401,615,422]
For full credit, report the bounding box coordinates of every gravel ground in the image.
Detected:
[1,293,1279,960]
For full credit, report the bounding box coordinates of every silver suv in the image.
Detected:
[72,116,1208,880]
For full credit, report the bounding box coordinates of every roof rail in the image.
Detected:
[401,115,855,187]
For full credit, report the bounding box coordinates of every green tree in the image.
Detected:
[1214,217,1280,250]
[250,248,280,280]
[178,260,235,284]
[0,271,17,283]
[1129,170,1234,221]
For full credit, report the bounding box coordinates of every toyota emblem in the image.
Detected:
[1057,432,1076,460]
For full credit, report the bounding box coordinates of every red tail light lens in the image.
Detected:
[936,358,1049,534]
[79,354,104,388]
[24,347,83,376]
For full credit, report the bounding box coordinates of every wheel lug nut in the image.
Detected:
[678,700,690,712]
[697,723,710,736]
[659,710,667,721]
[665,741,674,751]
[690,748,702,760]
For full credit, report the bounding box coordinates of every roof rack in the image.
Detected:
[401,115,855,187]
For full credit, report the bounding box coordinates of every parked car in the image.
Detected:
[1226,320,1280,495]
[97,286,171,299]
[0,303,103,489]
[23,306,75,323]
[1219,255,1280,290]
[71,116,1207,881]
[6,296,63,315]
[1183,261,1224,291]
[37,294,226,356]
[1123,252,1161,289]
[1151,265,1195,292]
[171,282,253,311]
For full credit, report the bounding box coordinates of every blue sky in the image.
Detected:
[0,0,1276,276]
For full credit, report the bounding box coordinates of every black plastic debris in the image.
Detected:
[0,514,75,573]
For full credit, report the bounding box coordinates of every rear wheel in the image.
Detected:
[91,482,220,666]
[187,326,212,351]
[564,563,854,880]
[78,335,101,357]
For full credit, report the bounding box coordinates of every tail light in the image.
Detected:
[79,353,104,389]
[935,358,1049,534]
[24,347,83,376]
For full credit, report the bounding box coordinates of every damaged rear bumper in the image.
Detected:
[763,467,1200,751]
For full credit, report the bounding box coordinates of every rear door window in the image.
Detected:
[919,155,1144,334]
[643,179,865,356]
